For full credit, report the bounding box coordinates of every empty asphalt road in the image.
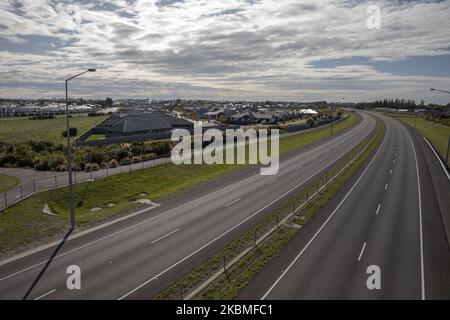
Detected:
[0,112,376,299]
[238,113,450,300]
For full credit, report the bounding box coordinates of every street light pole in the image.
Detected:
[65,68,96,229]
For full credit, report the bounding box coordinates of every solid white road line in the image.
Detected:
[151,229,180,245]
[393,159,396,164]
[384,183,388,190]
[225,198,242,207]
[389,169,392,175]
[260,123,388,300]
[34,289,56,300]
[268,178,279,185]
[376,204,381,215]
[357,242,367,262]
[423,137,450,182]
[406,130,425,300]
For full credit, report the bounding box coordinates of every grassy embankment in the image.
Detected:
[0,115,108,143]
[0,113,357,256]
[384,112,450,167]
[0,173,19,193]
[155,116,384,300]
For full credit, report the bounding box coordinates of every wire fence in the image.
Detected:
[0,156,172,211]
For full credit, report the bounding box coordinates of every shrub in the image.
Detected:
[28,140,54,153]
[142,153,157,161]
[62,127,78,138]
[34,151,66,171]
[84,163,99,172]
[56,164,67,172]
[86,152,105,164]
[119,157,132,165]
[132,156,142,163]
[109,159,118,168]
[307,118,316,127]
[100,161,109,169]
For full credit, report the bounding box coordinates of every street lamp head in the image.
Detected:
[88,68,96,72]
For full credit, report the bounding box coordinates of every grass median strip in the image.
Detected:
[0,113,357,257]
[154,116,383,300]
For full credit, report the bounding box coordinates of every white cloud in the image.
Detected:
[0,0,449,103]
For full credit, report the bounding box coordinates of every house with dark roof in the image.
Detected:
[228,112,255,124]
[93,112,194,139]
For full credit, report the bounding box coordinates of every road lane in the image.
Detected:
[239,114,450,300]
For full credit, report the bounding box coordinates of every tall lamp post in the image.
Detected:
[66,68,96,229]
[430,88,450,169]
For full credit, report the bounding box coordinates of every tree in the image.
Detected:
[105,97,113,107]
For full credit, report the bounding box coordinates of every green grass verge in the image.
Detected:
[155,115,383,300]
[383,112,450,167]
[0,113,357,257]
[0,173,19,193]
[0,115,108,144]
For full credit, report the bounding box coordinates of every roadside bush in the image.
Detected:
[34,151,66,171]
[86,151,105,165]
[119,157,132,165]
[28,140,54,153]
[116,148,130,162]
[142,153,157,161]
[56,164,67,172]
[62,127,78,138]
[109,159,118,168]
[132,156,142,163]
[84,163,99,172]
[307,118,316,127]
[100,161,109,169]
[151,141,171,156]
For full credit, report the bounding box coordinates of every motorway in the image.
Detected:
[0,112,376,300]
[238,114,450,300]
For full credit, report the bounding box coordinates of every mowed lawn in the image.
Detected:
[0,115,108,144]
[385,113,450,167]
[0,113,358,256]
[0,173,19,193]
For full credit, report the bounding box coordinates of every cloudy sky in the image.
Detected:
[1,0,450,103]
